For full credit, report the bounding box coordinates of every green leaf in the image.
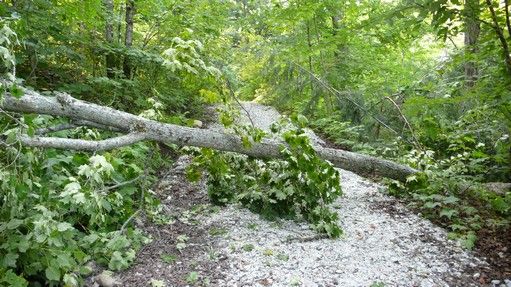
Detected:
[45,266,61,281]
[160,253,177,264]
[56,254,74,268]
[275,190,287,200]
[461,232,477,250]
[186,167,202,182]
[63,273,78,287]
[10,84,24,99]
[16,237,30,253]
[1,270,28,287]
[491,197,510,214]
[186,271,199,284]
[442,196,459,204]
[6,219,24,230]
[109,251,129,271]
[241,135,252,148]
[2,253,18,267]
[423,201,441,209]
[296,114,308,127]
[56,222,73,232]
[439,208,457,219]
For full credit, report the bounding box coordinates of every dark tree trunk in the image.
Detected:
[304,22,318,115]
[464,0,480,87]
[103,0,116,78]
[123,0,135,79]
[331,15,341,58]
[117,3,124,45]
[486,0,511,78]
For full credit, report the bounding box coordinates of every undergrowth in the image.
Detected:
[312,106,511,248]
[0,97,175,286]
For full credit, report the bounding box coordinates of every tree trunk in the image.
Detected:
[103,0,116,78]
[486,0,511,78]
[1,88,418,181]
[304,22,318,115]
[464,0,480,87]
[123,0,135,79]
[331,15,341,58]
[117,3,124,45]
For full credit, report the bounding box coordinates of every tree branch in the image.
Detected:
[19,133,148,152]
[384,96,422,150]
[73,120,124,132]
[102,175,143,193]
[36,123,77,135]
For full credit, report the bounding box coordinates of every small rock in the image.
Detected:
[193,120,203,128]
[473,272,480,279]
[95,271,118,287]
[492,280,501,286]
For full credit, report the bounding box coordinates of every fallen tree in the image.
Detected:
[0,87,418,181]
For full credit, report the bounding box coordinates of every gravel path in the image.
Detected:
[202,103,490,287]
[110,102,500,287]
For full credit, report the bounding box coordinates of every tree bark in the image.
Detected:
[331,15,341,58]
[0,88,418,181]
[505,0,511,40]
[485,0,511,78]
[103,0,116,78]
[464,0,480,87]
[123,0,135,79]
[303,22,318,115]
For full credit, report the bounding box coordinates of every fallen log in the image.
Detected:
[0,87,418,181]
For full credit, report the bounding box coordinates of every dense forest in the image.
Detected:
[0,0,510,286]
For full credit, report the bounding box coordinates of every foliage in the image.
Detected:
[310,114,365,151]
[385,99,510,246]
[387,143,510,248]
[0,134,158,285]
[0,27,165,282]
[188,114,342,238]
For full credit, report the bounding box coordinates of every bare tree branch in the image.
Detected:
[225,78,255,127]
[291,62,404,139]
[36,119,123,135]
[36,123,78,135]
[384,97,422,150]
[19,133,148,152]
[73,120,124,132]
[102,175,143,193]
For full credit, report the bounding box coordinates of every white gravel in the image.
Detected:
[200,103,489,287]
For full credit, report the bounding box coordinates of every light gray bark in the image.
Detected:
[1,88,418,181]
[20,133,147,151]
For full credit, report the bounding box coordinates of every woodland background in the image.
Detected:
[0,0,510,285]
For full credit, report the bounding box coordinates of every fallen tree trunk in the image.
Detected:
[0,88,418,181]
